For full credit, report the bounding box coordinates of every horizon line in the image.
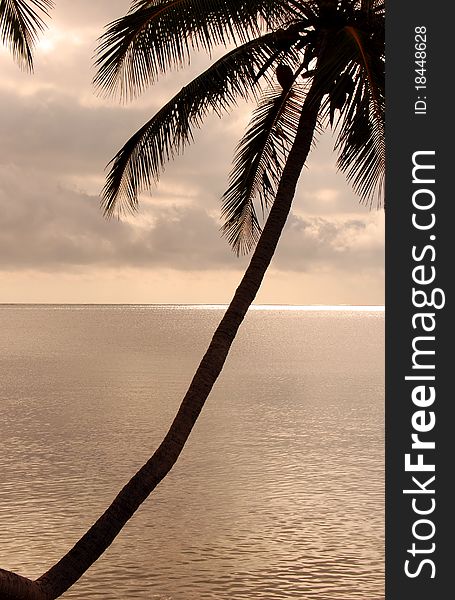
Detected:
[0,303,385,311]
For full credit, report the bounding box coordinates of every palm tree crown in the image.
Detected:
[95,0,384,253]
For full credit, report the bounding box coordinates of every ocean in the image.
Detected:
[0,305,384,599]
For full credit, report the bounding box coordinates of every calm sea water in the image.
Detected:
[0,305,384,599]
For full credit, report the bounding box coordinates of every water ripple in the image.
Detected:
[0,307,384,599]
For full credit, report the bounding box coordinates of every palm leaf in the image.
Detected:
[93,0,291,99]
[317,23,384,205]
[221,75,309,255]
[101,32,299,217]
[360,0,385,18]
[335,83,384,205]
[335,25,384,205]
[0,0,53,70]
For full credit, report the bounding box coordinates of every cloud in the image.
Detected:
[0,0,384,303]
[0,166,233,272]
[0,165,383,276]
[0,87,147,186]
[274,212,384,272]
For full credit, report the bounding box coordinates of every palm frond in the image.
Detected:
[335,25,384,205]
[317,23,384,205]
[335,82,384,206]
[0,0,53,70]
[290,0,319,22]
[221,75,308,255]
[361,0,385,16]
[101,32,299,217]
[94,0,291,99]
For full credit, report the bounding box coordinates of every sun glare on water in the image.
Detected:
[180,305,385,311]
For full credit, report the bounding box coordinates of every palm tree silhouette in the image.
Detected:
[0,1,384,598]
[0,0,53,71]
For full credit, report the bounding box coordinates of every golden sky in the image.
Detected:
[0,0,384,304]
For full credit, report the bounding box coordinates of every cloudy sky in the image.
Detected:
[0,0,384,305]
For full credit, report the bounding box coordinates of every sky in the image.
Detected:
[0,0,384,305]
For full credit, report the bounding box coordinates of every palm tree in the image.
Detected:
[0,1,384,599]
[0,0,53,70]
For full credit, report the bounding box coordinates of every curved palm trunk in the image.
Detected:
[0,81,323,600]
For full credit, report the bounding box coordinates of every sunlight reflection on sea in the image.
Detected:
[0,306,384,599]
